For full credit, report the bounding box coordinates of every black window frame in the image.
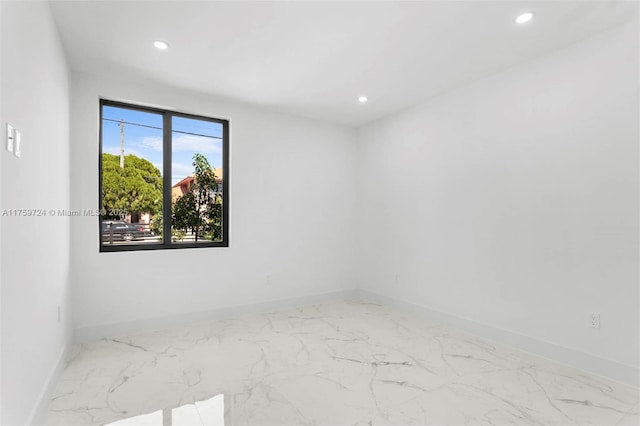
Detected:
[98,99,230,252]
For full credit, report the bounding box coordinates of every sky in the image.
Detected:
[102,105,223,185]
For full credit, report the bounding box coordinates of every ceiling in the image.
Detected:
[49,1,637,126]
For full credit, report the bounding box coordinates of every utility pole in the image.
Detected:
[119,119,125,169]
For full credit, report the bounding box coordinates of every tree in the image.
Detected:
[204,199,223,241]
[172,191,198,235]
[172,153,222,241]
[102,153,162,220]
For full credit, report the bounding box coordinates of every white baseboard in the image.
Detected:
[74,289,360,342]
[355,289,639,388]
[27,335,73,426]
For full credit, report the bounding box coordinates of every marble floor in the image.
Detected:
[44,299,638,426]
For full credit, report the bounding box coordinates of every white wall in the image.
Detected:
[0,2,72,425]
[356,22,639,372]
[0,2,4,423]
[70,72,357,331]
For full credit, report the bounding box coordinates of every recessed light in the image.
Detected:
[358,96,368,104]
[515,12,534,24]
[153,40,170,50]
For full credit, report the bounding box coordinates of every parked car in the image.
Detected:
[101,221,152,242]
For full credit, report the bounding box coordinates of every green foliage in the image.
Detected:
[102,154,162,218]
[150,211,188,242]
[193,153,218,200]
[204,200,223,240]
[171,229,186,242]
[150,212,163,236]
[171,153,222,241]
[172,191,199,231]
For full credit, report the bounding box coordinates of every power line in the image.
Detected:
[173,129,222,139]
[103,118,222,140]
[103,118,160,131]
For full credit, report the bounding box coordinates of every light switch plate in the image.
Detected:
[6,123,14,153]
[14,130,21,157]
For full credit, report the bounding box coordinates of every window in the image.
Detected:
[99,100,229,252]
